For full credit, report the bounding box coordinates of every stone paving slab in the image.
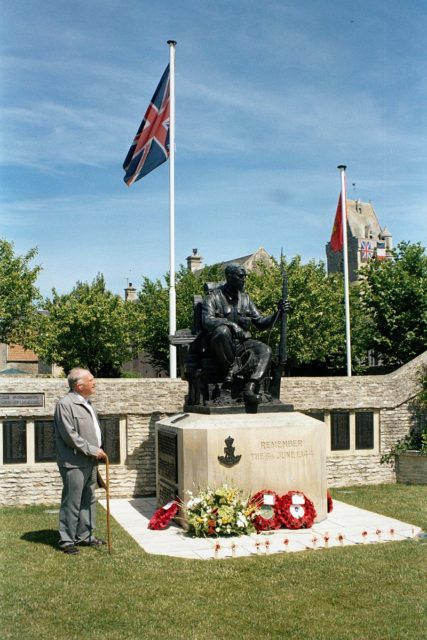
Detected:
[99,498,422,560]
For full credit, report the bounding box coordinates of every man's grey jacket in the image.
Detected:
[54,392,101,468]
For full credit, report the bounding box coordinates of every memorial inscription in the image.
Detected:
[251,438,314,461]
[3,419,27,463]
[158,479,178,507]
[157,430,178,484]
[35,420,56,462]
[0,393,44,407]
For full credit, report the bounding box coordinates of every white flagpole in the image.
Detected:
[338,164,352,377]
[168,40,177,378]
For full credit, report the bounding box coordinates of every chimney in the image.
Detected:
[187,248,203,273]
[124,282,137,302]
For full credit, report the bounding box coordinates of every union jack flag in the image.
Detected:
[123,65,170,186]
[360,240,373,261]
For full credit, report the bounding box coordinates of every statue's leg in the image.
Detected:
[209,325,236,382]
[246,340,272,382]
[242,340,272,403]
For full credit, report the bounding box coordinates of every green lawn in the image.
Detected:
[1,485,426,640]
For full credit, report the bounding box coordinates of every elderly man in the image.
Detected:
[54,367,107,554]
[202,264,284,403]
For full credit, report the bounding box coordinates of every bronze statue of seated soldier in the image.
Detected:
[175,264,289,410]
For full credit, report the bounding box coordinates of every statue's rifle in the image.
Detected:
[269,266,289,400]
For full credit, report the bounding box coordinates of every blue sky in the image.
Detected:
[1,0,426,298]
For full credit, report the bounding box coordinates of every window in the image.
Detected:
[3,420,27,464]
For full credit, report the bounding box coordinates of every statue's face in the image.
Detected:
[227,267,246,291]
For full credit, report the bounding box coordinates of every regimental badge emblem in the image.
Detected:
[217,435,241,467]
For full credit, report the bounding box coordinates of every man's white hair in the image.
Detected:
[67,368,91,390]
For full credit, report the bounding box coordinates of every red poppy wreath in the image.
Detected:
[148,501,179,530]
[327,490,334,514]
[250,489,282,532]
[278,491,317,530]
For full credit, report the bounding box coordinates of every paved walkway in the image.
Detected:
[99,497,422,560]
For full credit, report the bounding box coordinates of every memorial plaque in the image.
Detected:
[356,412,374,449]
[35,420,56,462]
[0,393,44,407]
[99,417,120,463]
[331,411,350,451]
[3,419,27,463]
[158,429,178,483]
[158,478,178,507]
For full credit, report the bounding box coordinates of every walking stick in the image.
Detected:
[97,454,112,553]
[105,453,112,554]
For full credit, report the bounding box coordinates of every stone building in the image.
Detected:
[326,199,393,281]
[0,343,61,377]
[186,246,274,274]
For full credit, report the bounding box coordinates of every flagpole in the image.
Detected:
[338,164,352,377]
[168,40,177,378]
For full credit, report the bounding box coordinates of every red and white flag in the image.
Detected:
[376,242,386,260]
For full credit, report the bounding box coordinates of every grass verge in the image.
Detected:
[0,484,426,640]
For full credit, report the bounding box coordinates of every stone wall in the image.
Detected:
[0,352,425,506]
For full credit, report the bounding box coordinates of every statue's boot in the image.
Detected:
[244,381,261,404]
[222,366,235,389]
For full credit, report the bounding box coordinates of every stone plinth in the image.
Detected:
[156,411,327,522]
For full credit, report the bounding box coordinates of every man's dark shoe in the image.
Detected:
[62,544,79,555]
[79,537,107,547]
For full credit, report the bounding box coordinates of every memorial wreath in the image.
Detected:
[249,489,282,532]
[278,490,317,529]
[327,489,334,513]
[148,500,179,530]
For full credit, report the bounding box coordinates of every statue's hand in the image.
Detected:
[228,322,245,341]
[238,316,251,331]
[278,299,291,314]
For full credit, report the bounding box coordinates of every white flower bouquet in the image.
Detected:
[184,484,259,537]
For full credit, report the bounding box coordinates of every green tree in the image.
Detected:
[356,241,427,367]
[36,274,144,376]
[138,263,224,373]
[0,239,42,346]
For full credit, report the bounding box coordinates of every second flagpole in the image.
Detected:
[338,164,352,377]
[168,40,177,378]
